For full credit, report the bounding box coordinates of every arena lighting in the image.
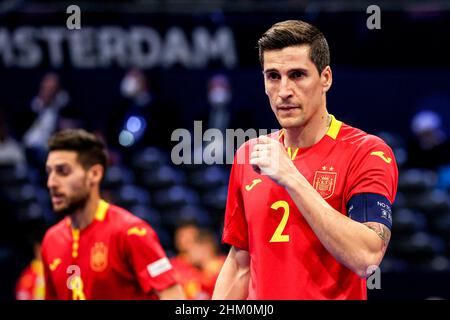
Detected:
[118,129,135,147]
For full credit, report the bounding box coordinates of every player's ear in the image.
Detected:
[321,66,332,93]
[87,164,104,185]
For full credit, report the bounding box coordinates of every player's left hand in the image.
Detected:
[250,135,299,188]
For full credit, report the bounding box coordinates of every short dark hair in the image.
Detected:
[258,20,330,74]
[48,129,108,172]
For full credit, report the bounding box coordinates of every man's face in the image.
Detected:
[263,45,331,129]
[46,151,91,216]
[174,225,199,254]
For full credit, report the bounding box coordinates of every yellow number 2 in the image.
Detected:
[70,276,86,300]
[269,200,290,243]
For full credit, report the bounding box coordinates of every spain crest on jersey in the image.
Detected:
[313,170,337,199]
[90,242,108,272]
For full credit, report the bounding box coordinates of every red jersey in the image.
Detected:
[199,256,226,298]
[41,200,177,300]
[170,256,204,300]
[171,255,226,300]
[15,259,45,300]
[222,115,398,300]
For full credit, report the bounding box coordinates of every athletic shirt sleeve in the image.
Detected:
[344,136,399,205]
[123,222,177,294]
[222,150,249,251]
[41,237,58,300]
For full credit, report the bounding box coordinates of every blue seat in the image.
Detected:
[392,208,427,235]
[162,205,212,229]
[132,147,168,172]
[16,202,46,223]
[379,256,410,273]
[189,165,228,191]
[102,165,135,189]
[429,212,450,240]
[152,185,200,209]
[113,184,151,209]
[398,168,437,194]
[138,165,186,190]
[411,189,450,215]
[393,232,445,264]
[430,255,450,272]
[129,205,161,229]
[151,226,173,253]
[1,183,38,204]
[437,164,450,191]
[202,185,228,211]
[392,191,406,209]
[0,163,29,186]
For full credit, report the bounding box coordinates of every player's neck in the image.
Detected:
[70,191,101,230]
[284,111,331,148]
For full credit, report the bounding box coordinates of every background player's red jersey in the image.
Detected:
[41,200,177,299]
[15,259,45,300]
[222,115,398,299]
[170,256,204,299]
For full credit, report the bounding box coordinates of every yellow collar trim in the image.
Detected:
[95,199,109,222]
[287,147,300,161]
[326,114,342,140]
[278,114,342,142]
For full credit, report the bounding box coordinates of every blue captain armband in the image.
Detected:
[347,193,393,230]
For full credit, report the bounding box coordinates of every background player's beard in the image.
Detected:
[54,188,91,218]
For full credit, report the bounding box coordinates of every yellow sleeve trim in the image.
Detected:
[326,114,342,140]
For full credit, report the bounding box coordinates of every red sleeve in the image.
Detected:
[15,267,32,300]
[222,151,249,250]
[123,222,177,294]
[344,137,399,205]
[41,242,58,300]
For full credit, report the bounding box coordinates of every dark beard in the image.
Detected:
[55,190,90,218]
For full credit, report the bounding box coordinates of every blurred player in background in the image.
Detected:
[170,220,204,299]
[213,20,398,299]
[41,129,185,300]
[15,225,46,300]
[189,228,226,299]
[171,222,226,300]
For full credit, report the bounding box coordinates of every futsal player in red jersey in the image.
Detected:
[213,20,398,300]
[41,129,185,300]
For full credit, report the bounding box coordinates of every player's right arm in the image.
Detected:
[124,222,185,299]
[212,246,250,300]
[215,149,250,299]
